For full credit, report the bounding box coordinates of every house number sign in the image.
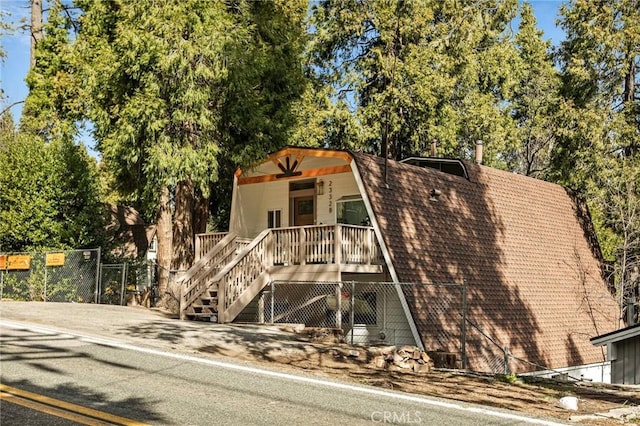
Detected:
[328,180,333,213]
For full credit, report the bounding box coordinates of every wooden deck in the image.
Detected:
[180,224,384,322]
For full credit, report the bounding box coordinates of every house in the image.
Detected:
[106,204,157,263]
[591,324,640,385]
[179,147,620,377]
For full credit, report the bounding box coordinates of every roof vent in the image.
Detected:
[429,188,441,201]
[400,157,469,179]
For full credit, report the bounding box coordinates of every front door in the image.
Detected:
[293,196,315,226]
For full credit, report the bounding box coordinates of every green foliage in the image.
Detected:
[507,3,562,177]
[75,0,309,243]
[0,133,59,251]
[0,132,104,251]
[77,0,233,202]
[21,2,81,141]
[497,372,520,384]
[307,0,522,166]
[0,273,31,301]
[555,0,640,265]
[222,0,309,166]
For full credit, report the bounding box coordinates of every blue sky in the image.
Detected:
[1,0,566,140]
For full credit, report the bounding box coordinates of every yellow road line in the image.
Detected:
[1,391,107,425]
[0,384,149,426]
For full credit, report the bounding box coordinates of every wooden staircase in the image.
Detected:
[179,225,383,323]
[178,232,237,321]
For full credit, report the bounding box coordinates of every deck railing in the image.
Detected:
[195,232,229,262]
[272,224,381,266]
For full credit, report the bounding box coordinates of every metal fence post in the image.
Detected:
[270,281,275,324]
[504,346,510,375]
[119,263,127,306]
[94,247,101,304]
[335,282,342,329]
[44,252,48,302]
[461,280,467,369]
[350,282,356,345]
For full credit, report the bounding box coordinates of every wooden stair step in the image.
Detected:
[187,312,216,321]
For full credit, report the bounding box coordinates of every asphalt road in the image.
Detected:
[0,304,566,425]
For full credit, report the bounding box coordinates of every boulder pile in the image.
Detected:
[369,345,433,374]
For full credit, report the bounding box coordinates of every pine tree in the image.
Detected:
[308,0,521,166]
[75,0,308,305]
[507,3,561,177]
[556,0,640,324]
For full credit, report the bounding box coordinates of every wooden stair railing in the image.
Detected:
[215,229,273,323]
[179,232,237,320]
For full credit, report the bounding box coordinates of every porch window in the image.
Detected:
[267,210,282,228]
[336,196,370,226]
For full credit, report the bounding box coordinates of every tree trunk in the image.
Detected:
[30,0,42,69]
[156,185,173,308]
[172,179,195,273]
[194,189,209,235]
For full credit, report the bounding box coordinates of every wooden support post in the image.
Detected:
[258,291,265,324]
[335,283,342,329]
[299,227,306,265]
[195,235,201,262]
[334,225,341,265]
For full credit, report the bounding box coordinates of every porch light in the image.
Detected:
[317,179,324,195]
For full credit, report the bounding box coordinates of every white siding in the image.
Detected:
[316,172,361,225]
[233,170,360,238]
[342,274,416,347]
[234,180,290,238]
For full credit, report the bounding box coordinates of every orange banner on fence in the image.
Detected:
[46,253,65,267]
[0,255,6,270]
[7,255,31,270]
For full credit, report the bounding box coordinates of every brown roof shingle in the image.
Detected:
[353,152,620,372]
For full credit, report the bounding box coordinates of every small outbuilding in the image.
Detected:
[591,324,640,385]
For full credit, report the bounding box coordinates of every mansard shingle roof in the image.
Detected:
[352,152,619,372]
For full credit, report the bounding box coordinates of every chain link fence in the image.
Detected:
[99,260,157,306]
[258,280,467,366]
[0,249,100,303]
[1,249,158,306]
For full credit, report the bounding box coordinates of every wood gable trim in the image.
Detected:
[235,147,353,183]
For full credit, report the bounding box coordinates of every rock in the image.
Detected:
[413,362,430,374]
[393,352,406,365]
[373,355,387,369]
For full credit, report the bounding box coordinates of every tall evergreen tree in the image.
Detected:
[75,0,308,305]
[556,0,640,324]
[308,0,521,166]
[2,1,104,252]
[507,3,561,177]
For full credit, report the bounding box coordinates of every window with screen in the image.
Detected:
[267,210,282,228]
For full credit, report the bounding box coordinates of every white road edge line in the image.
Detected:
[1,320,565,426]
